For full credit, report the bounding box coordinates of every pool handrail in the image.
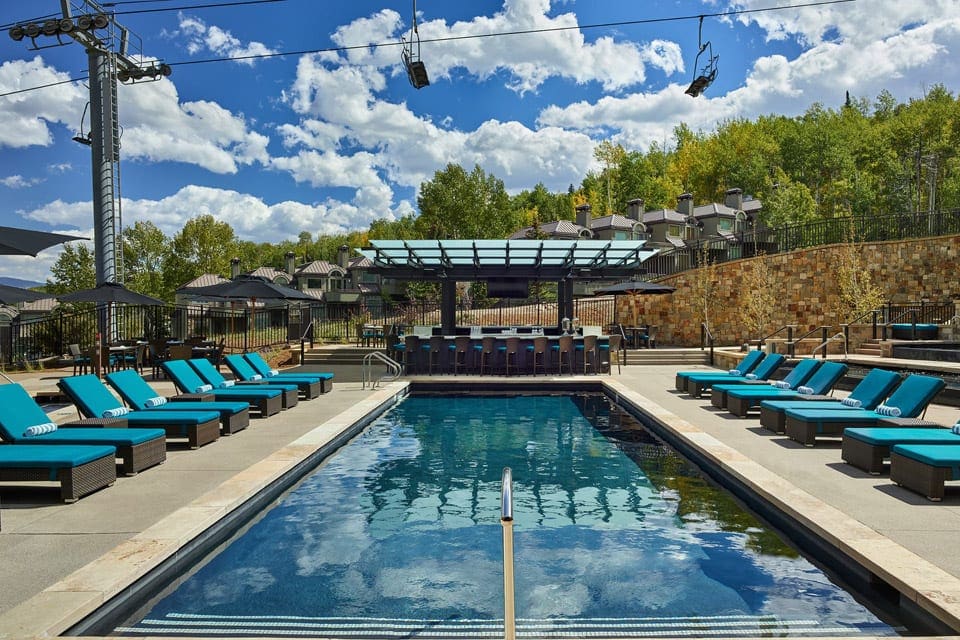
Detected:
[501,467,515,640]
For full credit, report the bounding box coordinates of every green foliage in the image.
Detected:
[416,163,518,239]
[45,243,95,294]
[122,221,172,301]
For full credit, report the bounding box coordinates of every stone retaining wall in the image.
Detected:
[621,234,960,348]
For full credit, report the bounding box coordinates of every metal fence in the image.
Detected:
[0,298,616,365]
[645,209,960,278]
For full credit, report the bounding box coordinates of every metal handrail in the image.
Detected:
[811,332,847,358]
[501,467,515,640]
[787,325,831,358]
[361,351,402,390]
[881,309,918,340]
[757,324,797,350]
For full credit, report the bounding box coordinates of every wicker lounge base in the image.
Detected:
[0,454,116,502]
[251,394,282,418]
[170,417,220,449]
[674,374,687,392]
[710,388,729,408]
[239,384,297,409]
[167,397,250,435]
[890,449,951,501]
[117,437,167,475]
[841,436,890,474]
[784,414,880,446]
[758,396,838,433]
[726,394,760,417]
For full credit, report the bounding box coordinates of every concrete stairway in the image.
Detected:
[302,345,383,367]
[623,348,711,366]
[854,339,884,357]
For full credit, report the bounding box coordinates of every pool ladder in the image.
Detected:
[501,467,516,640]
[361,351,402,389]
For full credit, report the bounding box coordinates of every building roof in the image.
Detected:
[692,203,738,218]
[643,209,686,224]
[590,213,641,230]
[508,220,587,239]
[180,273,229,289]
[248,266,291,283]
[295,260,344,276]
[359,239,658,281]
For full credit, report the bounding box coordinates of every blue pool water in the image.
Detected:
[117,394,898,637]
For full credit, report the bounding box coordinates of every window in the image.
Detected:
[667,224,683,237]
[717,218,733,232]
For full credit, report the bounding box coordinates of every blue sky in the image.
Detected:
[0,0,958,283]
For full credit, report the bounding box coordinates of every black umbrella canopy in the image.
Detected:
[0,226,86,257]
[593,280,676,296]
[58,282,165,305]
[179,275,316,302]
[0,283,50,305]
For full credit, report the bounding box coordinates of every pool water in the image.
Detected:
[117,394,898,637]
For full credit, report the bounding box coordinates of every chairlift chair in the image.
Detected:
[685,16,719,98]
[401,0,429,89]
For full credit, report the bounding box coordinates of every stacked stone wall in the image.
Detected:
[619,234,960,347]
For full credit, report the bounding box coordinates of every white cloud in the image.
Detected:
[1,175,41,188]
[0,56,86,149]
[118,79,270,173]
[176,13,278,65]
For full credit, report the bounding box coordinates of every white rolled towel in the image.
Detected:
[102,407,131,418]
[144,396,167,407]
[796,385,814,395]
[23,422,58,437]
[875,404,901,417]
[840,397,861,407]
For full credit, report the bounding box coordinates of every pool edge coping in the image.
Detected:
[3,377,960,638]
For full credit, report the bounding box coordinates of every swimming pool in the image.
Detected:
[112,393,900,637]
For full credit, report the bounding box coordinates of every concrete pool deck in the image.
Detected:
[1,356,960,638]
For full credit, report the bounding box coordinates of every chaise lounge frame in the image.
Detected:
[0,452,116,502]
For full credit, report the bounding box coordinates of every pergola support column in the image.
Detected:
[440,280,457,335]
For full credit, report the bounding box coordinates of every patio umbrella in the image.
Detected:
[58,282,165,305]
[594,280,675,330]
[0,225,86,256]
[178,275,315,302]
[0,283,49,305]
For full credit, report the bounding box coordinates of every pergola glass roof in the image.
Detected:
[359,239,659,280]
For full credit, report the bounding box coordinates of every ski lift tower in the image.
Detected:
[8,0,171,286]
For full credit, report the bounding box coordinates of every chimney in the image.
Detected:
[230,257,241,279]
[284,251,296,276]
[676,193,694,217]
[626,198,644,221]
[724,188,743,210]
[337,244,350,269]
[575,204,592,229]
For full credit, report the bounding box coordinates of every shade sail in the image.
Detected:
[58,282,164,305]
[593,281,676,296]
[358,239,659,281]
[0,283,50,305]
[0,226,85,256]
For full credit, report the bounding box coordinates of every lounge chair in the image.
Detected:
[758,368,903,433]
[189,358,298,409]
[782,374,946,446]
[0,443,117,502]
[674,349,765,392]
[162,359,282,418]
[890,442,960,501]
[842,418,958,474]
[720,360,849,417]
[105,369,250,435]
[709,357,821,410]
[683,353,786,398]
[223,353,321,399]
[58,375,221,449]
[0,383,166,476]
[243,351,334,394]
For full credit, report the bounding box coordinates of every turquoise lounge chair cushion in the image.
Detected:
[845,428,960,447]
[57,375,221,427]
[105,370,248,417]
[785,374,945,424]
[891,444,960,478]
[759,368,903,415]
[244,351,333,381]
[0,444,116,469]
[725,362,847,400]
[685,353,786,384]
[162,360,281,400]
[676,350,765,381]
[24,428,164,447]
[190,358,298,393]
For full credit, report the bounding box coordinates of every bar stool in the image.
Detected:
[426,336,445,375]
[404,335,421,374]
[452,336,472,374]
[502,337,520,376]
[576,334,599,374]
[526,336,548,376]
[479,336,498,375]
[598,334,622,374]
[552,335,574,375]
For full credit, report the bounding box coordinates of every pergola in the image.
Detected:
[359,239,659,334]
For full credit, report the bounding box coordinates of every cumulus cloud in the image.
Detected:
[176,13,278,64]
[1,175,41,188]
[0,56,86,149]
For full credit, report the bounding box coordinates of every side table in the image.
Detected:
[877,417,941,428]
[168,393,215,403]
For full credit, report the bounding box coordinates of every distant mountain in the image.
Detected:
[0,276,44,289]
